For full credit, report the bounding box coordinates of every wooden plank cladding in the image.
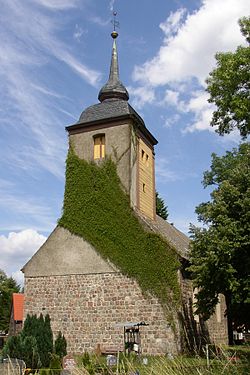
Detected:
[138,138,155,220]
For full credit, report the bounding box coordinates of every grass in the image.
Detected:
[2,346,250,374]
[72,348,250,375]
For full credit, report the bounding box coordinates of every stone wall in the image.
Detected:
[24,272,177,356]
[206,296,228,345]
[180,274,228,348]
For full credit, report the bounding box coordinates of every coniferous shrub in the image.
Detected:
[54,331,67,361]
[21,335,40,369]
[2,335,22,359]
[2,313,55,369]
[37,314,53,367]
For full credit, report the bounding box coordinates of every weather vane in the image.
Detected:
[111,11,119,32]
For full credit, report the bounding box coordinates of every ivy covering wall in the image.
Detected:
[59,149,181,308]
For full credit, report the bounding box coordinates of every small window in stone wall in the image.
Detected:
[94,134,105,160]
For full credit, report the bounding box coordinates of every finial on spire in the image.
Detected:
[111,11,119,39]
[98,11,129,102]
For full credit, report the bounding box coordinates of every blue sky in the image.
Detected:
[0,0,248,284]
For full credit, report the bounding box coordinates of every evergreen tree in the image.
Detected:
[42,314,54,367]
[21,336,40,369]
[54,331,67,361]
[156,192,169,220]
[20,314,53,368]
[2,335,22,359]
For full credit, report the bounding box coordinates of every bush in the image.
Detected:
[21,335,40,369]
[54,331,67,361]
[2,335,22,359]
[2,314,66,371]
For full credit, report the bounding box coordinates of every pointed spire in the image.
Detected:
[98,18,129,102]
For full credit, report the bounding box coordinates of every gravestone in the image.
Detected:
[62,354,77,374]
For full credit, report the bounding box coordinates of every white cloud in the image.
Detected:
[133,0,248,87]
[159,8,186,37]
[73,24,87,42]
[156,156,198,184]
[163,114,180,128]
[131,0,249,133]
[162,89,215,132]
[0,2,101,85]
[0,230,47,284]
[0,1,101,177]
[12,271,25,287]
[31,83,65,98]
[33,0,80,10]
[90,16,110,27]
[183,91,215,132]
[109,0,116,12]
[0,179,57,232]
[164,90,180,107]
[129,86,155,109]
[156,157,181,183]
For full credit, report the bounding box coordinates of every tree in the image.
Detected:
[54,331,67,361]
[0,270,20,333]
[22,314,53,368]
[3,314,57,369]
[206,17,250,138]
[156,192,169,220]
[189,143,250,344]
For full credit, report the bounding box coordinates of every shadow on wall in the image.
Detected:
[178,298,211,355]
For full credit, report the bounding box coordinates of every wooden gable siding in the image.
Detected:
[138,138,155,220]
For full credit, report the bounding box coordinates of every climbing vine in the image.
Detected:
[59,148,181,309]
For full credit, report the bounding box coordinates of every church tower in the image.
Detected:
[66,29,158,220]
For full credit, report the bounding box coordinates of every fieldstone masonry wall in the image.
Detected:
[24,272,177,355]
[180,275,228,347]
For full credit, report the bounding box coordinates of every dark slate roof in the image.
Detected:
[78,100,144,125]
[135,209,190,259]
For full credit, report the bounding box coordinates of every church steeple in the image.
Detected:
[98,26,129,102]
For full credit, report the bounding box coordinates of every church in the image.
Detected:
[22,28,228,355]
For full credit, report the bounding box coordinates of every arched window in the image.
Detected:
[93,134,105,160]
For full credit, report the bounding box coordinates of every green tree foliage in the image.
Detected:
[156,191,169,220]
[54,331,67,361]
[21,335,40,369]
[3,314,56,369]
[206,17,250,138]
[22,313,53,368]
[2,335,22,359]
[0,270,20,333]
[189,143,250,341]
[59,149,181,310]
[40,314,54,367]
